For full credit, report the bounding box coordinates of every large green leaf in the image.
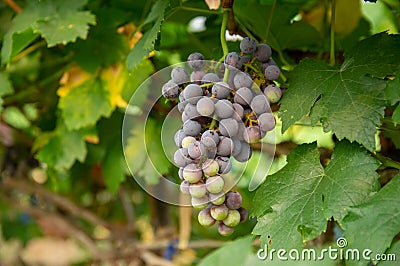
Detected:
[59,78,113,130]
[1,0,95,64]
[126,0,168,70]
[280,33,400,151]
[251,141,379,250]
[342,174,400,266]
[35,128,87,170]
[385,70,400,125]
[102,143,126,194]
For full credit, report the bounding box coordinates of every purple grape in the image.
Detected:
[231,137,242,157]
[250,94,270,114]
[183,84,203,104]
[162,80,179,99]
[202,72,220,83]
[240,37,257,54]
[233,72,253,89]
[232,103,244,121]
[258,112,275,132]
[264,65,280,80]
[225,191,242,210]
[215,99,234,119]
[233,141,252,162]
[206,175,224,193]
[255,43,272,62]
[239,55,251,65]
[174,148,193,167]
[217,136,233,156]
[234,87,253,106]
[190,70,206,84]
[219,118,239,137]
[196,97,215,116]
[261,58,277,73]
[188,141,205,159]
[215,156,232,174]
[174,129,186,147]
[171,67,189,84]
[218,222,234,236]
[224,52,241,69]
[201,130,220,147]
[188,52,205,70]
[212,82,231,99]
[243,126,262,143]
[238,207,248,223]
[182,120,201,136]
[184,103,200,119]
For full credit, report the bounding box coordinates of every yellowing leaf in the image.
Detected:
[58,65,92,97]
[100,63,128,108]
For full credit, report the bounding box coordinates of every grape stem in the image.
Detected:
[329,0,336,66]
[375,153,400,170]
[220,8,230,57]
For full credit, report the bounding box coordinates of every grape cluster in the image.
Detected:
[161,37,282,236]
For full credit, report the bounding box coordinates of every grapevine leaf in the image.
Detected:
[126,0,168,70]
[0,72,14,112]
[102,144,126,194]
[198,236,254,266]
[385,70,400,125]
[342,174,400,266]
[35,129,87,170]
[379,240,400,266]
[280,33,400,151]
[59,78,113,130]
[1,0,95,64]
[251,141,379,250]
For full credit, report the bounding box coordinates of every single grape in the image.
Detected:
[233,141,252,162]
[183,84,203,104]
[205,146,217,159]
[188,141,205,159]
[171,67,189,84]
[224,52,241,69]
[250,94,270,114]
[264,84,282,103]
[202,73,220,84]
[254,43,272,62]
[243,126,262,143]
[217,136,233,156]
[174,148,193,167]
[218,222,234,236]
[215,156,232,174]
[233,72,253,89]
[180,180,190,194]
[189,181,207,198]
[162,80,179,99]
[234,87,253,106]
[209,191,226,205]
[258,112,275,132]
[239,55,251,65]
[196,97,215,116]
[240,37,257,54]
[231,137,242,157]
[202,159,220,177]
[210,204,229,220]
[222,209,240,227]
[238,207,248,223]
[236,123,245,141]
[206,175,225,193]
[182,163,203,183]
[174,129,186,147]
[264,65,280,80]
[188,52,205,70]
[184,103,200,119]
[232,103,244,121]
[212,82,231,99]
[219,118,239,137]
[192,195,209,210]
[225,191,242,210]
[190,70,206,84]
[214,99,234,119]
[201,130,220,147]
[181,136,196,149]
[198,206,216,226]
[261,58,277,73]
[182,120,201,136]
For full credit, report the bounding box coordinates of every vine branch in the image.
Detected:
[329,0,336,66]
[3,0,22,13]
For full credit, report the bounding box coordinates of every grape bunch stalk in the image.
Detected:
[161,37,282,236]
